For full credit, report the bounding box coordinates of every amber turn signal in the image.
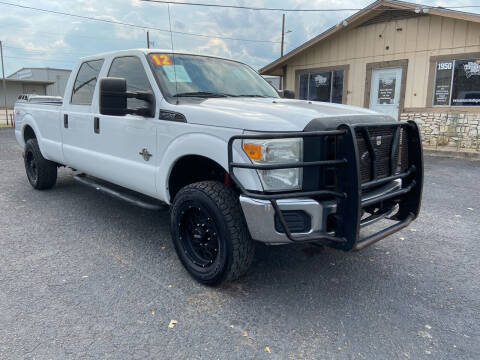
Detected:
[243,143,262,161]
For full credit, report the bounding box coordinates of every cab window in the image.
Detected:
[108,56,153,109]
[71,59,104,105]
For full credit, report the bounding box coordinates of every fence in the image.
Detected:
[0,108,14,127]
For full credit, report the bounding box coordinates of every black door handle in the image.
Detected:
[94,117,100,134]
[64,114,68,128]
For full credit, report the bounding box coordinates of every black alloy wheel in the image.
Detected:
[179,203,221,268]
[170,181,255,285]
[25,148,38,184]
[24,138,57,190]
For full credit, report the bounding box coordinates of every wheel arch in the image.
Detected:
[168,155,228,202]
[19,115,42,148]
[157,132,263,204]
[23,124,36,143]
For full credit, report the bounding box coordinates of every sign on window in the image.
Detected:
[433,58,480,106]
[377,76,396,104]
[452,59,480,106]
[298,70,344,103]
[433,61,453,106]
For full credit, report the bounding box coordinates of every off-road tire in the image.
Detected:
[24,138,57,190]
[171,181,255,285]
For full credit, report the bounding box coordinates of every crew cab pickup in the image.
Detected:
[15,49,423,285]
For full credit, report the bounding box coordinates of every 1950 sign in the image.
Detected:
[434,61,454,106]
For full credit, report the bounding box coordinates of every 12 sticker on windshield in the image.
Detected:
[151,54,192,83]
[151,54,172,66]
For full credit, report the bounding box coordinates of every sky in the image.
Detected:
[1,0,479,76]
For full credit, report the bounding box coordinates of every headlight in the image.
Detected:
[242,137,303,191]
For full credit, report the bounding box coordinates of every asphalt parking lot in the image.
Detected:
[0,128,479,359]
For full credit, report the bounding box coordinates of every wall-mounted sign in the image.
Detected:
[377,77,396,104]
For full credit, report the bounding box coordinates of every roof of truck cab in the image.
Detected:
[77,49,235,63]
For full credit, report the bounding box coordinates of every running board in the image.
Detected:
[73,174,169,211]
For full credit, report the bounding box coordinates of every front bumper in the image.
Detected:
[240,180,401,244]
[228,121,423,251]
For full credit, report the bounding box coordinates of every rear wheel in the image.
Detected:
[170,181,254,285]
[24,138,57,190]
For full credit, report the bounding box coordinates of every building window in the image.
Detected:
[298,70,344,103]
[433,58,480,106]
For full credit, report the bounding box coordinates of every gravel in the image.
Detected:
[1,128,479,359]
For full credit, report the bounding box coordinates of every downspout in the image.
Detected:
[282,65,287,91]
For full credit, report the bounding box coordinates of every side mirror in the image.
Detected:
[278,89,295,99]
[99,77,127,116]
[99,77,155,117]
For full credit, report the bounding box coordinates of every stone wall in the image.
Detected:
[400,112,480,151]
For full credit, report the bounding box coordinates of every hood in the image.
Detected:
[174,98,392,131]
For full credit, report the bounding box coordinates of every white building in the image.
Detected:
[0,78,53,108]
[8,67,71,97]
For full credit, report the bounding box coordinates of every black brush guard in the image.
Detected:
[227,121,423,251]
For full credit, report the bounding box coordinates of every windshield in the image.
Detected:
[148,53,279,99]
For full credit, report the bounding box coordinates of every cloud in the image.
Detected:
[1,0,479,75]
[196,38,233,57]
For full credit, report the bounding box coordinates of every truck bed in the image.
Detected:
[14,98,64,163]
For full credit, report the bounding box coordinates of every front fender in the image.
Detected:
[157,132,262,204]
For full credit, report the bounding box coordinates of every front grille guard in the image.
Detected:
[227,120,423,251]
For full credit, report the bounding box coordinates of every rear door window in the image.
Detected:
[71,59,104,105]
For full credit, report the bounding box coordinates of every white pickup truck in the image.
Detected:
[15,49,423,285]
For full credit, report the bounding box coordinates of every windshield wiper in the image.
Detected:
[172,92,269,98]
[234,94,269,98]
[172,91,231,98]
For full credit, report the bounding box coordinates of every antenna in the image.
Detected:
[167,4,179,105]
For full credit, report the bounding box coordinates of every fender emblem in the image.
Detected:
[139,148,152,161]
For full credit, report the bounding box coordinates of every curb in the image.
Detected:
[423,148,480,161]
